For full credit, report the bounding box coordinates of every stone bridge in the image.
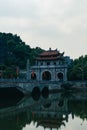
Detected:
[0,79,87,95]
[0,79,62,95]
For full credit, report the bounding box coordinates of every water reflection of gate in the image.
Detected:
[0,92,87,130]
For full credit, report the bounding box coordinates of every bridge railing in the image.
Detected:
[0,78,27,83]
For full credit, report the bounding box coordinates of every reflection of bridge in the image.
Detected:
[0,92,69,130]
[0,92,69,118]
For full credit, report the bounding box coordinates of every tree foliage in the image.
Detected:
[0,32,43,78]
[0,32,87,80]
[68,55,87,81]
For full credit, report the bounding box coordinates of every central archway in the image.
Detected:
[42,71,51,80]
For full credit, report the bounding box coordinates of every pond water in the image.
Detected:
[0,91,87,130]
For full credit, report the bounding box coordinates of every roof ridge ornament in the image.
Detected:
[49,47,51,51]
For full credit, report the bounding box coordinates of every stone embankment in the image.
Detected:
[61,81,87,92]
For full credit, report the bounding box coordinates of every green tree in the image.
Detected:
[0,32,43,77]
[68,55,87,81]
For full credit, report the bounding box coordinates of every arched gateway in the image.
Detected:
[42,71,51,80]
[57,72,63,81]
[26,48,68,81]
[31,71,36,80]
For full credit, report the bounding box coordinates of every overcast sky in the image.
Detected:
[0,0,87,59]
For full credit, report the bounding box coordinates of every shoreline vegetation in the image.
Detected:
[0,32,87,81]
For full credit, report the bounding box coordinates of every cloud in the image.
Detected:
[0,0,87,58]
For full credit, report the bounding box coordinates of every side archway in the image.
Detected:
[31,71,37,80]
[42,71,51,80]
[57,72,63,81]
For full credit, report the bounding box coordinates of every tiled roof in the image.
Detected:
[39,50,60,56]
[36,49,64,60]
[36,56,63,61]
[36,49,64,61]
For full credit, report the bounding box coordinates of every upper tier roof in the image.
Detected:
[39,50,59,56]
[40,48,64,56]
[36,49,64,61]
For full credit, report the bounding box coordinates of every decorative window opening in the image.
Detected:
[47,62,50,65]
[41,62,43,65]
[54,62,56,65]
